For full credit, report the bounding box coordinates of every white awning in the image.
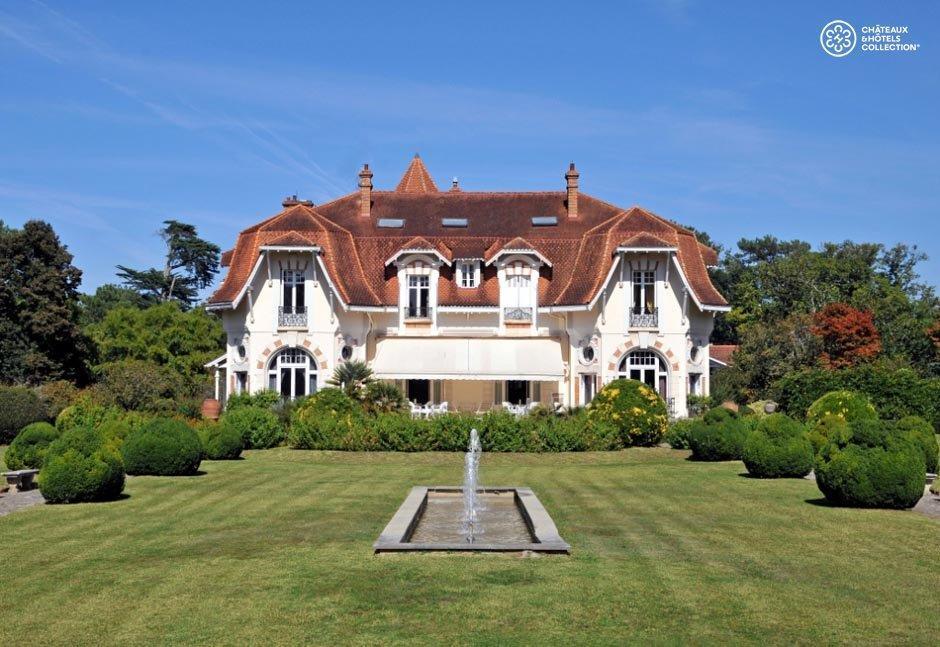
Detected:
[372,337,564,381]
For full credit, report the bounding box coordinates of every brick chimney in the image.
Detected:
[358,163,373,218]
[565,162,579,219]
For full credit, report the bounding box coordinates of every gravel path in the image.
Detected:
[913,486,940,520]
[0,488,45,517]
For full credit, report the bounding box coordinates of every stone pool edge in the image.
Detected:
[373,486,571,554]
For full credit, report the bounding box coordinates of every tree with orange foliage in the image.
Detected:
[810,303,882,368]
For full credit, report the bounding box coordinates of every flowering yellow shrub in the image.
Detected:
[588,379,668,446]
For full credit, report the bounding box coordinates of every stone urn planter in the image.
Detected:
[201,398,221,420]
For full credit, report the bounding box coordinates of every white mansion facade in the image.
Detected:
[206,155,729,417]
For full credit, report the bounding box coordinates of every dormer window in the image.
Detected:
[407,275,431,319]
[280,269,307,327]
[457,261,479,288]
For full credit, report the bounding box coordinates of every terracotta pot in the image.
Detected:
[201,398,221,420]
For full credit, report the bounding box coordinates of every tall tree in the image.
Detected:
[0,220,91,384]
[117,220,220,307]
[79,283,153,327]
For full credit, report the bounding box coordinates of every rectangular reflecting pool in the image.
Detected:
[373,486,570,553]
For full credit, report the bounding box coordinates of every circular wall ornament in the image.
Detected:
[341,345,353,361]
[577,336,599,366]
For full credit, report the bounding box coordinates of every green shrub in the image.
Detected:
[55,397,122,435]
[776,366,939,428]
[197,420,243,460]
[587,378,668,446]
[5,422,59,470]
[689,408,749,461]
[225,390,280,412]
[742,413,813,478]
[220,406,284,449]
[121,418,202,476]
[0,386,49,444]
[97,419,132,450]
[665,418,697,450]
[806,390,878,425]
[93,359,185,413]
[427,414,474,451]
[894,416,938,473]
[362,381,407,414]
[479,410,535,452]
[39,427,125,503]
[807,414,851,454]
[288,389,363,449]
[815,419,925,509]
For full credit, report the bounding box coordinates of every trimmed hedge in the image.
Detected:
[588,378,668,446]
[197,421,243,460]
[225,390,280,412]
[689,408,752,461]
[894,416,938,474]
[288,400,623,453]
[775,366,940,429]
[220,406,284,449]
[121,418,202,476]
[742,413,813,478]
[0,386,48,444]
[38,427,125,503]
[807,390,877,425]
[5,422,59,470]
[815,419,925,509]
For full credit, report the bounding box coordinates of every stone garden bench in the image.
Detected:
[3,469,39,492]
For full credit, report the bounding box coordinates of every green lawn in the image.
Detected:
[1,446,937,645]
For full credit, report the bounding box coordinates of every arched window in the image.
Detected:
[267,347,318,399]
[618,350,668,398]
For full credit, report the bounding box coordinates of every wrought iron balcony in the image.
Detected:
[405,305,433,320]
[278,305,308,327]
[630,306,658,328]
[504,306,533,322]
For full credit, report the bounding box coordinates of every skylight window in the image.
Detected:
[531,216,558,226]
[377,218,404,228]
[442,218,468,227]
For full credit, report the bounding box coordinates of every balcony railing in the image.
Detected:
[405,305,433,320]
[504,306,533,322]
[630,306,658,328]
[278,305,308,327]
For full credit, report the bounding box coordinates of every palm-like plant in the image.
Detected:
[326,360,374,398]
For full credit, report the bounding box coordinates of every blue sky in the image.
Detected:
[1,0,938,294]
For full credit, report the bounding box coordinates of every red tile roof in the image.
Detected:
[710,344,738,365]
[395,154,438,193]
[209,160,728,310]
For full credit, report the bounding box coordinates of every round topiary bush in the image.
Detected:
[4,422,59,470]
[219,406,284,449]
[198,421,244,460]
[121,418,202,476]
[39,427,125,503]
[815,419,925,509]
[806,390,877,425]
[587,378,668,446]
[742,413,814,478]
[0,385,49,444]
[689,408,749,461]
[806,413,851,454]
[893,415,938,474]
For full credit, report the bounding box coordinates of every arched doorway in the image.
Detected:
[617,349,668,399]
[267,347,318,399]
